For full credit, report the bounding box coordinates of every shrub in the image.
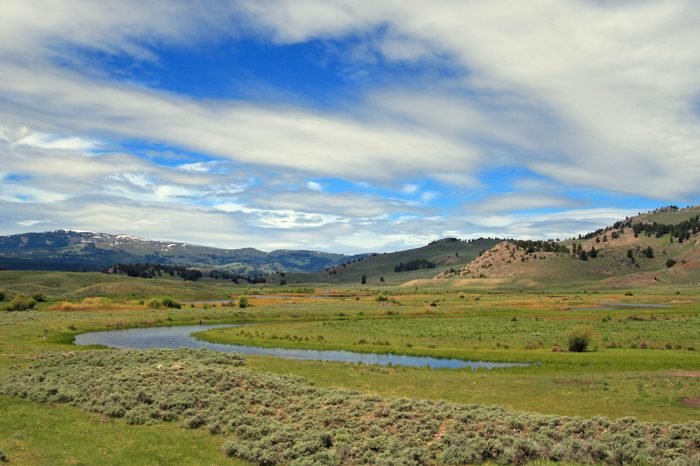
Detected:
[160,297,181,309]
[375,294,389,302]
[666,259,677,268]
[146,299,162,309]
[146,297,181,309]
[238,296,249,308]
[0,290,6,302]
[2,349,698,465]
[32,292,47,302]
[0,449,6,462]
[5,295,37,312]
[567,326,596,352]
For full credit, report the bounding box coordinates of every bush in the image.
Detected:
[0,290,6,302]
[160,297,181,309]
[147,297,181,309]
[2,349,698,466]
[0,449,7,462]
[238,296,249,308]
[5,295,37,312]
[32,292,47,302]
[567,326,596,352]
[666,259,677,268]
[146,299,162,309]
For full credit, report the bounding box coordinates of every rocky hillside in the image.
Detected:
[440,206,700,288]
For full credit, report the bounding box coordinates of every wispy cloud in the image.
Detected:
[0,1,698,252]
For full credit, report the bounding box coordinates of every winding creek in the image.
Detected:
[74,324,531,370]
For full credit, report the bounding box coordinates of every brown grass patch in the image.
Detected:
[49,297,142,312]
[666,371,700,378]
[680,397,700,408]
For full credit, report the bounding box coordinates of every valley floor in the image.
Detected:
[0,271,698,464]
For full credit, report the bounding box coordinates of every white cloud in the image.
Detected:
[177,162,218,173]
[420,191,438,203]
[306,181,323,192]
[0,61,481,185]
[1,125,98,151]
[3,1,698,198]
[214,202,344,229]
[468,193,584,214]
[233,0,700,199]
[401,183,419,195]
[16,219,46,227]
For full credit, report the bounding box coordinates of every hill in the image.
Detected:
[440,206,700,288]
[0,230,365,274]
[268,237,501,286]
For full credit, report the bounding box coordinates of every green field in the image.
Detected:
[0,271,698,464]
[197,292,700,422]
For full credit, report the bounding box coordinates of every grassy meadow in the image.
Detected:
[0,270,698,464]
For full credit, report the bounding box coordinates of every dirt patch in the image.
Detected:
[667,371,700,378]
[399,279,439,288]
[680,397,700,408]
[601,271,665,288]
[451,277,508,287]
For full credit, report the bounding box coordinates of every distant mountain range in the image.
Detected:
[3,205,699,289]
[0,230,367,273]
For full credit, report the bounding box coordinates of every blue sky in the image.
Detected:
[1,1,700,253]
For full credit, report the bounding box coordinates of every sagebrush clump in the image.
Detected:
[1,349,697,465]
[567,326,597,352]
[4,295,37,312]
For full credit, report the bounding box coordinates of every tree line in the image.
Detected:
[394,259,436,273]
[105,263,269,283]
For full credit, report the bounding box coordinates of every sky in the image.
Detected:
[1,1,700,254]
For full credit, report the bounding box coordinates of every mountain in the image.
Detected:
[438,205,700,288]
[0,230,366,273]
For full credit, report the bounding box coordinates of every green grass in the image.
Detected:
[0,396,249,466]
[195,293,700,422]
[635,205,700,224]
[281,237,500,286]
[0,270,246,301]
[0,273,699,463]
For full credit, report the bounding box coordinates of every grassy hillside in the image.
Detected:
[0,270,242,301]
[272,238,500,286]
[442,206,700,289]
[633,205,700,224]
